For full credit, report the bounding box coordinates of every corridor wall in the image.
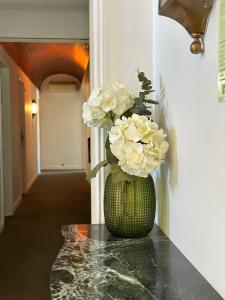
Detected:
[0,46,38,216]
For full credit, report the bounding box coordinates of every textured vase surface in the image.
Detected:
[104,173,156,238]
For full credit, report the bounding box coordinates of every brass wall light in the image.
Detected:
[158,0,214,54]
[31,99,38,118]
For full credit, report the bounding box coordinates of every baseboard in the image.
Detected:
[41,169,85,175]
[0,221,4,234]
[26,174,37,192]
[12,195,22,214]
[41,165,84,170]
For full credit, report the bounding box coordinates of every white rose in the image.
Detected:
[82,100,106,127]
[125,122,141,142]
[108,114,169,177]
[109,126,122,144]
[82,82,135,128]
[119,142,148,177]
[82,102,92,123]
[100,92,117,112]
[144,144,161,170]
[132,114,154,139]
[88,94,102,107]
[158,141,169,159]
[113,87,134,115]
[110,138,125,161]
[102,82,119,93]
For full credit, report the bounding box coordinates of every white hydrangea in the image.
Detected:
[82,82,134,128]
[109,114,169,177]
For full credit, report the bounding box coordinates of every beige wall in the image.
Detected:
[153,0,225,297]
[0,45,38,215]
[0,0,89,40]
[40,75,84,171]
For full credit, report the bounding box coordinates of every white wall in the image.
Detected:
[90,0,225,296]
[153,0,225,297]
[0,0,89,40]
[0,45,38,215]
[40,75,84,171]
[106,0,153,91]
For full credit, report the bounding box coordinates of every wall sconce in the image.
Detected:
[158,0,214,54]
[31,99,38,118]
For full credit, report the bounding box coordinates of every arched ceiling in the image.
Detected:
[0,42,89,88]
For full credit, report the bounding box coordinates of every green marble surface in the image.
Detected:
[50,224,223,300]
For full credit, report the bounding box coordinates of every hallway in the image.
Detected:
[0,173,91,300]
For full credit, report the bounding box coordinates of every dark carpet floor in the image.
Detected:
[0,173,91,300]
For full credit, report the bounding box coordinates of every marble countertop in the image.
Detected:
[50,224,223,300]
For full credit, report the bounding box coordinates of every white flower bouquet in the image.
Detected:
[83,71,169,183]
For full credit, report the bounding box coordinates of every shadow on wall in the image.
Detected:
[154,77,178,236]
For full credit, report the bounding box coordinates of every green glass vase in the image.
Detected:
[104,173,156,238]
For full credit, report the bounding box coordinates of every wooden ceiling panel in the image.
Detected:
[0,42,89,88]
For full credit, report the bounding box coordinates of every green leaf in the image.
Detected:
[86,160,108,182]
[138,72,145,82]
[121,108,133,118]
[142,85,152,91]
[105,136,118,164]
[106,148,118,164]
[111,164,137,183]
[140,91,150,97]
[131,107,152,115]
[143,99,159,105]
[134,97,142,105]
[105,136,110,148]
[142,83,152,89]
[139,94,145,100]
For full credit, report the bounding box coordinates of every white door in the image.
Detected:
[40,78,84,171]
[18,80,27,195]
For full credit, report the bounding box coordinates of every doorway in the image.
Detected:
[39,74,84,173]
[0,41,91,221]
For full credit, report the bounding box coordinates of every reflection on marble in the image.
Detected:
[50,225,223,300]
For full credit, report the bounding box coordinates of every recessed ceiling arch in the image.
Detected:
[0,42,89,89]
[40,73,80,92]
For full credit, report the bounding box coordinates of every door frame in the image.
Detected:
[89,0,110,224]
[0,68,4,232]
